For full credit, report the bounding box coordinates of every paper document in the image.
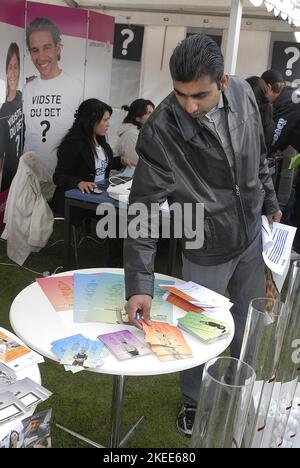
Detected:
[160,281,231,309]
[262,216,296,276]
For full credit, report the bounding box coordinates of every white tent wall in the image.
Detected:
[29,1,298,101]
[234,30,271,77]
[139,26,185,105]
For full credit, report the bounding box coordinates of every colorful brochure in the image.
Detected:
[60,337,104,369]
[142,321,192,361]
[0,409,52,449]
[73,273,124,324]
[51,334,105,373]
[36,276,74,311]
[0,328,43,371]
[98,330,152,361]
[73,273,175,324]
[177,312,231,343]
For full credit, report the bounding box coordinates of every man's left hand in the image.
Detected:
[267,210,282,228]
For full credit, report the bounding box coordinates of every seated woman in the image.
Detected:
[52,98,121,216]
[51,98,122,266]
[114,98,155,176]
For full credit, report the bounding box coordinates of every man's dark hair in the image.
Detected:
[169,34,224,87]
[26,17,62,59]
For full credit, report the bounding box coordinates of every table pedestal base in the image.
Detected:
[56,375,144,448]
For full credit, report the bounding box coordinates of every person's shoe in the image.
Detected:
[176,404,196,437]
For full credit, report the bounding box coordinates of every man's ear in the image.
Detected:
[220,74,229,92]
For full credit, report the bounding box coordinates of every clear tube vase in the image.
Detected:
[191,357,256,448]
[239,298,288,448]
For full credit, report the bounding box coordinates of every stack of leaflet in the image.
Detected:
[160,281,232,313]
[177,312,231,343]
[36,273,175,326]
[142,321,192,362]
[51,334,107,373]
[98,330,152,361]
[0,327,44,371]
[73,273,175,325]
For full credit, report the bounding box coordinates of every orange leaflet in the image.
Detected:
[160,285,195,303]
[0,331,30,362]
[165,293,204,313]
[142,320,192,357]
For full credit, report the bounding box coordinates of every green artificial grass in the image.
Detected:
[0,223,189,448]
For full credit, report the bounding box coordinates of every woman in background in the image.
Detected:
[52,98,121,215]
[52,98,122,266]
[114,98,155,175]
[0,42,23,192]
[9,430,20,448]
[246,76,274,152]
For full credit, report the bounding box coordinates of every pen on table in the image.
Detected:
[135,309,142,321]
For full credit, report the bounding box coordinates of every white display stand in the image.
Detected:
[0,359,41,441]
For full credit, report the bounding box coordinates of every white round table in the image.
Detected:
[10,268,234,447]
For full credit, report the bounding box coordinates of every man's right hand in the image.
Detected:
[125,294,152,329]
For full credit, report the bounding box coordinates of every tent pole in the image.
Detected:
[224,0,244,75]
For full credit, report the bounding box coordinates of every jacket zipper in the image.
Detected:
[201,108,249,243]
[224,107,250,241]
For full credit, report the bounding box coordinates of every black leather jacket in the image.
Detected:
[124,76,279,299]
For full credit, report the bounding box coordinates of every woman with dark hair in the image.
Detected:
[51,98,122,266]
[0,42,23,192]
[52,98,121,215]
[9,430,20,448]
[246,76,274,152]
[114,98,155,174]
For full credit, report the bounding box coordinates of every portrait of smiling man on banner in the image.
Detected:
[23,16,83,176]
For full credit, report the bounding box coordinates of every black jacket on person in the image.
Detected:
[51,132,121,216]
[271,86,300,153]
[124,76,279,299]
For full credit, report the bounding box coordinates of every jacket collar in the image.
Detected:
[170,76,237,142]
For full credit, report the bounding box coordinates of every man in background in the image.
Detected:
[262,69,300,253]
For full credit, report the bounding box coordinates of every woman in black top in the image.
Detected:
[51,98,122,266]
[52,98,121,215]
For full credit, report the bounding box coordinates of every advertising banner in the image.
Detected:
[0,0,25,228]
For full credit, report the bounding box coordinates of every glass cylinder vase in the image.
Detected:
[265,261,300,448]
[191,356,256,448]
[239,297,288,448]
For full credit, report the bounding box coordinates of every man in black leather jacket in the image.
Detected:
[124,34,281,437]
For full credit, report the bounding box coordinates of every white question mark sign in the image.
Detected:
[121,29,134,56]
[284,46,300,77]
